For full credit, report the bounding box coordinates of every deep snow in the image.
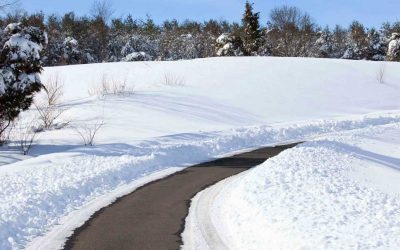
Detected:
[0,57,400,249]
[197,123,400,250]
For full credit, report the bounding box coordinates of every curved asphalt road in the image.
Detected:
[64,143,298,250]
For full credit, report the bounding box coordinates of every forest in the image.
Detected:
[1,1,400,66]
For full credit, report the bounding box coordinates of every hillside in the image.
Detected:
[0,57,400,249]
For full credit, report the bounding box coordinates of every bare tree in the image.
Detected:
[90,0,114,22]
[0,0,19,11]
[267,6,317,57]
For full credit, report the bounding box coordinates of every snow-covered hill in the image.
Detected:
[1,57,400,249]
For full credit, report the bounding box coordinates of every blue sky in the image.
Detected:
[21,0,400,28]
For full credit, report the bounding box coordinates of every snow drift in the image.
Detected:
[197,123,400,249]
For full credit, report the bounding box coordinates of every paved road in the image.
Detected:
[64,143,298,250]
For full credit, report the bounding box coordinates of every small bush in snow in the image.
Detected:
[14,119,39,155]
[162,73,185,87]
[376,64,386,84]
[88,74,134,97]
[35,75,66,129]
[74,120,104,146]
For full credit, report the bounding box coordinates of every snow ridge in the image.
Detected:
[209,124,400,250]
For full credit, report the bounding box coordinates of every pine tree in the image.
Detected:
[242,1,261,55]
[387,33,400,61]
[215,33,244,56]
[342,21,369,60]
[366,28,385,61]
[315,28,333,58]
[0,23,47,139]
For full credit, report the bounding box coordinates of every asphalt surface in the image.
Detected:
[64,143,298,250]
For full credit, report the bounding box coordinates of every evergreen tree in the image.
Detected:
[315,27,333,58]
[242,1,261,55]
[367,28,385,61]
[61,36,81,64]
[387,33,400,61]
[0,23,47,139]
[342,21,369,59]
[215,33,244,56]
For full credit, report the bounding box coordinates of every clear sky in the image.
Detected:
[20,0,400,28]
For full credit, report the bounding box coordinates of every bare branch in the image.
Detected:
[15,118,38,155]
[90,0,114,22]
[35,75,66,130]
[88,74,134,97]
[163,73,185,87]
[74,120,104,146]
[0,0,20,12]
[376,64,386,84]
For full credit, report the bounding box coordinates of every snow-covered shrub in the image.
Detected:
[315,30,333,58]
[122,51,151,61]
[61,36,81,64]
[215,33,244,56]
[386,33,400,61]
[121,34,159,60]
[0,23,47,141]
[341,48,355,59]
[159,33,200,60]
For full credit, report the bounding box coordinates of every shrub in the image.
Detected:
[88,74,134,97]
[35,74,66,129]
[74,120,104,146]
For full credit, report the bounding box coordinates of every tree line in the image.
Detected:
[0,1,399,66]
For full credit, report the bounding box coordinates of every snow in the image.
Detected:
[4,35,42,61]
[63,37,78,47]
[0,23,45,98]
[388,36,400,58]
[1,57,400,249]
[0,74,5,94]
[186,123,400,249]
[122,51,151,61]
[216,33,230,44]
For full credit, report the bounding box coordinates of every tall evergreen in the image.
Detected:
[0,23,47,139]
[242,1,261,55]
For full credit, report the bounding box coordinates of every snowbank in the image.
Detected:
[195,123,400,249]
[2,113,400,249]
